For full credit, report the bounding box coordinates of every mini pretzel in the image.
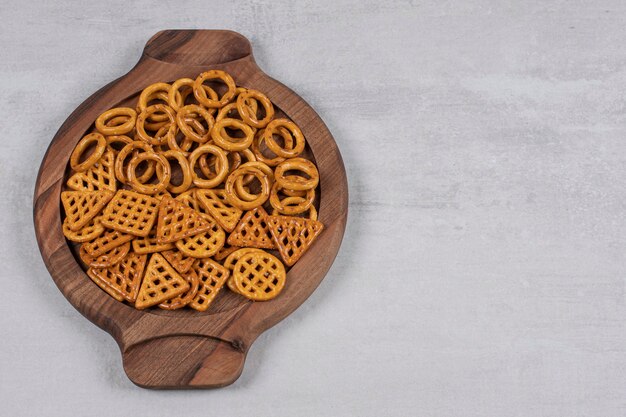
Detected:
[138,82,179,122]
[224,166,270,210]
[234,161,274,201]
[252,127,293,166]
[193,70,236,108]
[176,104,214,143]
[105,135,133,154]
[211,118,255,151]
[70,133,106,172]
[263,119,305,158]
[275,157,319,190]
[114,141,155,184]
[170,78,218,113]
[127,151,171,195]
[236,89,274,128]
[95,107,137,136]
[167,129,195,155]
[188,144,229,188]
[157,150,192,194]
[136,104,176,145]
[271,197,318,220]
[269,182,315,215]
[216,100,258,123]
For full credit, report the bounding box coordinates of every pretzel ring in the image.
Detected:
[115,141,155,184]
[235,161,274,201]
[211,118,255,151]
[127,152,171,195]
[271,197,318,220]
[95,107,137,135]
[167,128,194,155]
[188,144,229,188]
[136,104,176,145]
[138,82,179,122]
[70,133,106,172]
[225,166,270,210]
[156,150,192,194]
[263,119,305,158]
[237,89,275,128]
[252,127,293,166]
[176,105,214,143]
[169,78,218,114]
[269,182,315,215]
[199,150,239,179]
[193,70,236,108]
[274,157,319,191]
[216,101,258,123]
[105,135,133,154]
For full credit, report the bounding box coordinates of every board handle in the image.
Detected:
[143,29,253,66]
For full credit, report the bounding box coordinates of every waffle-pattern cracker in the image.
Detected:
[79,241,130,268]
[83,229,134,257]
[66,149,117,192]
[135,253,190,309]
[175,217,225,258]
[223,248,264,294]
[156,196,214,243]
[158,268,199,310]
[162,249,195,274]
[267,215,324,266]
[62,214,105,242]
[232,250,286,301]
[131,228,174,254]
[227,206,276,249]
[175,189,213,220]
[195,189,243,232]
[101,190,160,237]
[61,190,113,232]
[87,252,148,303]
[189,258,230,312]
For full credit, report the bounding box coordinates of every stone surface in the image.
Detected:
[3,0,626,416]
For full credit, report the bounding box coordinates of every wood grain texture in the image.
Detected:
[33,30,348,389]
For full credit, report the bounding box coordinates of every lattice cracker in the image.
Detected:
[158,268,199,310]
[267,215,324,266]
[79,241,130,269]
[227,206,276,249]
[175,217,225,258]
[189,258,229,312]
[232,250,286,301]
[83,229,134,257]
[156,196,214,243]
[66,149,116,192]
[101,190,159,237]
[195,189,243,232]
[161,249,195,274]
[61,190,113,232]
[135,253,190,309]
[87,252,148,303]
[62,214,105,243]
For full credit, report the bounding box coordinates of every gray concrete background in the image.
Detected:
[2,0,626,415]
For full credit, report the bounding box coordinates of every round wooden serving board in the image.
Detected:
[33,30,348,389]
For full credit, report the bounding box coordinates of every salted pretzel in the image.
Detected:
[224,165,270,210]
[95,107,137,136]
[70,133,106,172]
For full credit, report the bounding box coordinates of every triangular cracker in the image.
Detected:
[195,189,242,232]
[135,253,190,309]
[87,252,148,303]
[161,249,195,274]
[155,196,214,243]
[66,149,116,192]
[189,258,229,312]
[101,190,160,237]
[266,215,324,266]
[61,190,113,231]
[158,268,199,310]
[227,206,276,249]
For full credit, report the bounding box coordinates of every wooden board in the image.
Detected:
[33,30,348,389]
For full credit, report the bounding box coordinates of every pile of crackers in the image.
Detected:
[61,70,324,311]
